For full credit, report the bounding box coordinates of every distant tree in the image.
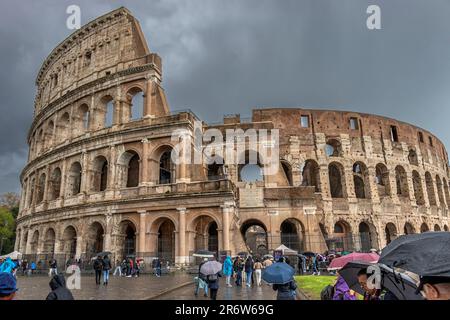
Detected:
[0,207,15,255]
[0,192,20,210]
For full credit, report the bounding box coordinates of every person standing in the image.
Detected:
[244,256,253,288]
[234,257,243,286]
[195,258,209,297]
[21,260,28,276]
[113,260,122,276]
[46,274,74,300]
[102,255,111,285]
[93,256,103,285]
[30,261,37,276]
[155,258,161,277]
[312,254,320,276]
[253,259,263,286]
[272,279,297,300]
[48,258,58,277]
[222,256,233,287]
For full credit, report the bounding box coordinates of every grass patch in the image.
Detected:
[295,275,336,300]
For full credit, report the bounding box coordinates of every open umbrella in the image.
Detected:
[262,262,295,284]
[96,251,112,257]
[301,251,316,257]
[379,232,450,277]
[263,254,274,260]
[200,260,222,276]
[328,252,379,270]
[193,250,215,258]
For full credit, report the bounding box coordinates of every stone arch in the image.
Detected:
[43,228,56,256]
[149,217,176,263]
[420,223,430,233]
[434,224,441,232]
[353,162,371,199]
[158,147,175,184]
[126,87,144,121]
[100,95,115,128]
[36,172,46,204]
[62,225,77,258]
[92,155,108,192]
[404,222,416,235]
[74,103,90,135]
[45,120,55,148]
[443,178,450,208]
[385,223,398,245]
[435,175,446,207]
[118,150,140,188]
[206,155,225,181]
[425,172,436,205]
[66,162,82,197]
[358,221,378,252]
[444,225,449,232]
[408,149,419,166]
[332,220,353,251]
[240,219,268,257]
[375,163,391,197]
[280,160,293,186]
[238,150,264,183]
[30,230,39,254]
[48,167,62,200]
[280,218,305,252]
[117,220,137,259]
[85,222,105,259]
[28,176,36,207]
[395,166,409,198]
[302,159,321,192]
[190,215,220,255]
[328,162,346,198]
[325,138,342,157]
[412,170,425,205]
[58,112,71,143]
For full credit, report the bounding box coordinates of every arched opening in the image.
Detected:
[192,216,219,257]
[48,168,61,200]
[43,228,56,256]
[92,156,108,192]
[443,178,450,209]
[36,129,44,154]
[45,120,55,148]
[420,223,430,233]
[328,162,346,198]
[434,224,441,232]
[436,176,445,207]
[240,220,268,258]
[302,160,321,192]
[127,88,144,121]
[85,222,104,260]
[78,104,90,133]
[444,225,449,232]
[58,112,71,143]
[395,166,409,198]
[67,162,82,197]
[159,149,175,184]
[353,162,370,199]
[404,222,416,235]
[36,173,46,204]
[325,139,342,157]
[207,160,225,181]
[118,221,136,259]
[331,220,353,251]
[408,149,419,166]
[280,161,293,186]
[280,219,305,252]
[30,230,39,254]
[62,226,77,259]
[28,177,35,207]
[101,96,115,128]
[359,222,377,252]
[118,151,140,188]
[412,171,425,205]
[385,223,398,244]
[375,163,391,197]
[425,172,436,205]
[238,150,264,183]
[157,220,176,263]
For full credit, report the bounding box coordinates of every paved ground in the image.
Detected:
[15,273,192,300]
[154,278,277,300]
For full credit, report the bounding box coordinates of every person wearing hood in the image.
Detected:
[46,274,74,300]
[0,272,18,300]
[102,255,111,285]
[333,274,357,300]
[222,256,233,287]
[0,257,16,274]
[93,256,103,285]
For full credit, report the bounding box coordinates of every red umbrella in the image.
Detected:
[328,252,379,270]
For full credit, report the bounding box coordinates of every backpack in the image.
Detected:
[207,274,218,282]
[321,285,335,300]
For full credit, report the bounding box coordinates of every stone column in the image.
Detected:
[43,165,51,202]
[80,151,89,193]
[141,139,150,184]
[103,213,113,252]
[221,201,234,252]
[138,210,147,255]
[75,236,83,259]
[143,76,155,118]
[177,208,187,265]
[367,166,380,204]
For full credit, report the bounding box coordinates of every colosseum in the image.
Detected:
[15,7,450,267]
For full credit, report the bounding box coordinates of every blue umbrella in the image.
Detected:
[262,262,295,284]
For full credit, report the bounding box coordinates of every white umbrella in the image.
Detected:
[0,251,22,260]
[200,261,222,275]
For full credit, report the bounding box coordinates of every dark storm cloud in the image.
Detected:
[1,0,450,194]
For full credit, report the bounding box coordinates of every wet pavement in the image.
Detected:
[154,278,277,300]
[15,273,192,300]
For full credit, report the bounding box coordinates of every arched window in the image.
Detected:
[280,161,293,186]
[408,149,419,166]
[420,223,430,233]
[353,162,370,199]
[412,171,425,205]
[59,112,71,143]
[75,104,90,135]
[101,96,115,128]
[67,162,82,197]
[36,173,46,203]
[302,160,320,192]
[325,139,342,157]
[92,156,108,192]
[436,175,445,207]
[160,150,174,184]
[395,166,409,198]
[328,162,346,198]
[45,120,55,148]
[48,168,61,200]
[207,157,225,181]
[127,88,144,121]
[127,153,140,187]
[375,163,390,197]
[425,172,436,205]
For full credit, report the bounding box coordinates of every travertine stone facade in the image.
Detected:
[16,7,450,266]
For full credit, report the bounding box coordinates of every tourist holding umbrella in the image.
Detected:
[200,258,223,300]
[262,261,297,300]
[328,252,379,271]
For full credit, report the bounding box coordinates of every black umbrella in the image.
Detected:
[380,232,450,277]
[339,261,423,300]
[96,251,112,257]
[301,251,315,257]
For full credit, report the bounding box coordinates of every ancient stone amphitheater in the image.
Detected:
[15,7,450,267]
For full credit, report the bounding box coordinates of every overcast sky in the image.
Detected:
[1,0,450,194]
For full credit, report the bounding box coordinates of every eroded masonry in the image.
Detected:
[16,7,450,266]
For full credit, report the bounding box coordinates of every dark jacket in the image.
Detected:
[93,258,103,271]
[102,257,111,271]
[273,280,297,300]
[244,259,254,273]
[50,260,57,268]
[207,272,222,290]
[46,275,74,300]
